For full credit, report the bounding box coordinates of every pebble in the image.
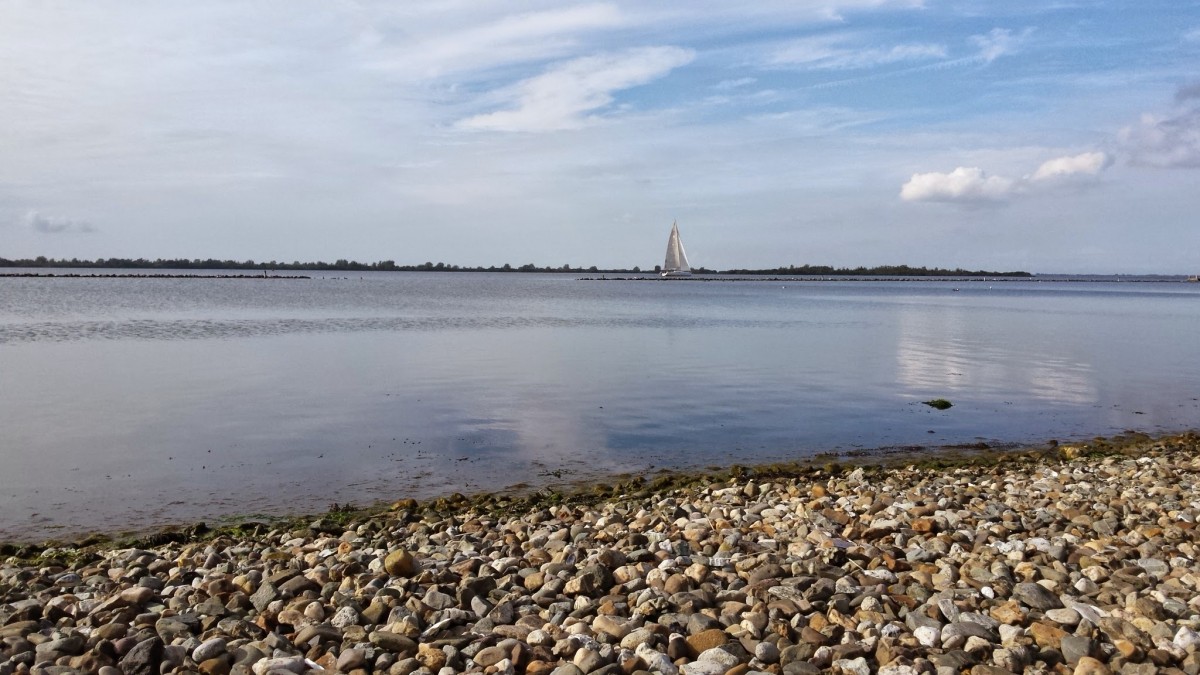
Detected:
[2,434,1200,675]
[1045,607,1081,626]
[1062,635,1096,664]
[191,638,227,664]
[1012,582,1064,610]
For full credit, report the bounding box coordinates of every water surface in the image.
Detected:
[2,271,1198,539]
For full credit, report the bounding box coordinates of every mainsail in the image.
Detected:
[662,221,691,275]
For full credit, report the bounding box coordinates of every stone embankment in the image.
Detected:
[3,434,1200,675]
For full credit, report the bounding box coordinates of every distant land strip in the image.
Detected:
[0,257,1031,277]
[0,272,309,279]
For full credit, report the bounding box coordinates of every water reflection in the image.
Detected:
[893,303,1097,405]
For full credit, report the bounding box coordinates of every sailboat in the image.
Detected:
[660,221,693,278]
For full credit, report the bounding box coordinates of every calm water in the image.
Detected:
[2,271,1198,540]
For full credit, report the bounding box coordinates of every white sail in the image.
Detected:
[662,221,692,276]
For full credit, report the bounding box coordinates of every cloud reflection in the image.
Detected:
[893,304,1097,405]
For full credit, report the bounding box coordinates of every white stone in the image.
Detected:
[999,624,1023,647]
[755,641,780,664]
[191,638,227,664]
[864,568,897,583]
[251,656,306,675]
[330,605,359,629]
[1176,626,1200,651]
[635,643,678,675]
[680,662,727,675]
[697,647,739,668]
[1064,599,1108,626]
[963,636,991,654]
[528,629,554,648]
[914,625,941,648]
[833,656,871,675]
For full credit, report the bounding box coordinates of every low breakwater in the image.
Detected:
[2,433,1199,675]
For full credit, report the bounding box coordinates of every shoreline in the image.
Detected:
[0,435,1070,551]
[0,430,1182,552]
[1,431,1198,674]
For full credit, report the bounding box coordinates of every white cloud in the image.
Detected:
[901,151,1110,204]
[900,167,1015,203]
[970,27,1032,63]
[1119,84,1200,168]
[713,77,757,90]
[1119,110,1200,168]
[1030,151,1111,180]
[457,46,694,132]
[769,34,946,70]
[759,26,1030,90]
[366,4,627,79]
[22,210,95,234]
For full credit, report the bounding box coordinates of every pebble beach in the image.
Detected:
[3,433,1199,675]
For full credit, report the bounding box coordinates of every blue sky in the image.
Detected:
[1,1,1197,272]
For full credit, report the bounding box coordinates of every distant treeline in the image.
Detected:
[720,264,1032,277]
[0,257,1028,276]
[0,257,646,273]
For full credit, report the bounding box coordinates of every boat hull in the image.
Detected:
[660,270,693,278]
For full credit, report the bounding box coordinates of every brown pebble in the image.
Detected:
[417,643,447,670]
[1073,656,1112,675]
[686,629,728,657]
[1030,622,1068,650]
[383,549,418,577]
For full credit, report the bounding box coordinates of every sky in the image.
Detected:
[1,1,1198,273]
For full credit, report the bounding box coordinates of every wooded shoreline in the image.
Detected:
[0,258,1031,277]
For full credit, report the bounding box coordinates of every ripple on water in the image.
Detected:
[0,314,801,344]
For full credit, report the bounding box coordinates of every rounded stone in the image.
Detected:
[192,637,227,664]
[1046,607,1081,627]
[686,629,728,657]
[755,641,781,664]
[384,549,418,577]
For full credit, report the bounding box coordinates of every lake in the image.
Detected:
[2,271,1198,540]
